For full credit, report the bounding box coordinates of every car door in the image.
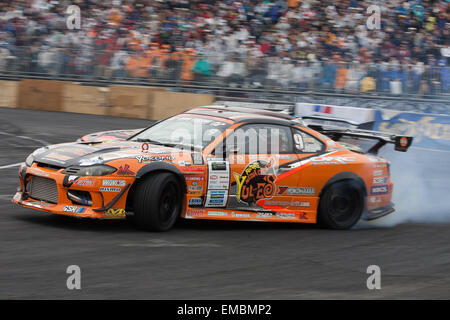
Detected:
[207,123,300,211]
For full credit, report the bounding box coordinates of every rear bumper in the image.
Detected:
[362,203,395,221]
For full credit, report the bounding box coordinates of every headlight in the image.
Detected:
[63,165,116,176]
[25,154,34,166]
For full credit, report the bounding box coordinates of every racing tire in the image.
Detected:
[318,180,364,230]
[132,172,183,231]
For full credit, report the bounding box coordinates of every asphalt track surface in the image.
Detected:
[0,107,449,299]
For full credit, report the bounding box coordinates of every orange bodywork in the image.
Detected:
[12,108,394,224]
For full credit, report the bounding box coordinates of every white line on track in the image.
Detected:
[0,131,49,146]
[0,131,50,170]
[0,194,13,201]
[119,239,221,248]
[0,163,21,169]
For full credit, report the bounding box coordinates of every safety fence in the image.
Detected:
[1,48,450,101]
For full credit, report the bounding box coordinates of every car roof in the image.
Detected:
[185,106,301,127]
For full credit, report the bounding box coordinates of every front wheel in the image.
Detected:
[132,172,183,231]
[318,180,364,230]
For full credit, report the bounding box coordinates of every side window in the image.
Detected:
[218,124,294,155]
[293,129,324,153]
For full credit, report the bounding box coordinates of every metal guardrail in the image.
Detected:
[1,48,449,101]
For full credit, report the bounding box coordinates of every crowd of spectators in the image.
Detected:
[0,0,449,98]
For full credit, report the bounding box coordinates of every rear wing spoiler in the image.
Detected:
[316,127,413,154]
[295,115,413,154]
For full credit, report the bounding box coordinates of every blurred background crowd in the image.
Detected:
[0,0,449,98]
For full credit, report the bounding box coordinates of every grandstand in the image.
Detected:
[0,0,449,112]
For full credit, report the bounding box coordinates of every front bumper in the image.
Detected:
[12,163,133,219]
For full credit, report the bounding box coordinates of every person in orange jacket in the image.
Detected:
[334,60,348,92]
[125,52,140,78]
[181,48,196,83]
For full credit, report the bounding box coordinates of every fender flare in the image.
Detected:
[319,171,367,198]
[135,162,187,194]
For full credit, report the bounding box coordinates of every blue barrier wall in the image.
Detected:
[373,110,450,150]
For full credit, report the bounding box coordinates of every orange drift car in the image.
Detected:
[12,106,412,231]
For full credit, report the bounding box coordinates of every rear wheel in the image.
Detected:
[318,180,364,230]
[132,172,182,231]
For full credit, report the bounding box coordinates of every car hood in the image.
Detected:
[31,140,181,168]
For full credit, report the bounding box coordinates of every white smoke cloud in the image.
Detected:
[357,147,450,228]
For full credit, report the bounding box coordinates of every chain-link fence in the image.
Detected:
[1,47,449,100]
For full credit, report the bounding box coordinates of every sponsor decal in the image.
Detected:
[68,175,78,183]
[178,160,191,167]
[104,208,126,217]
[373,170,384,176]
[211,162,227,171]
[278,186,315,196]
[370,185,389,195]
[102,180,126,187]
[74,179,94,187]
[136,155,175,163]
[399,136,408,147]
[373,111,450,150]
[63,205,78,213]
[116,164,135,175]
[207,211,228,217]
[231,212,251,218]
[311,156,356,165]
[373,163,387,168]
[257,212,273,218]
[181,167,205,173]
[368,196,382,204]
[186,209,204,217]
[186,176,204,181]
[188,197,203,206]
[188,185,203,193]
[373,177,387,184]
[99,187,122,192]
[275,212,296,219]
[298,212,308,220]
[207,161,229,190]
[205,190,227,207]
[263,200,310,207]
[233,160,276,205]
[76,207,87,213]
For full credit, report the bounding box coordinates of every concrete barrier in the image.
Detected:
[4,79,216,120]
[0,80,18,108]
[109,85,165,119]
[149,91,215,119]
[62,83,110,115]
[17,79,65,111]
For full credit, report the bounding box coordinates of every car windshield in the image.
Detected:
[130,115,230,150]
